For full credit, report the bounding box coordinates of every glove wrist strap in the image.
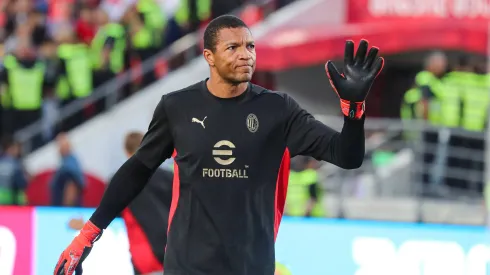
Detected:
[340,99,365,119]
[80,221,102,244]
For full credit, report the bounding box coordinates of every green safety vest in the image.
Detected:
[131,27,153,50]
[285,169,324,217]
[460,73,490,132]
[91,23,126,73]
[2,55,44,110]
[417,71,460,127]
[175,0,212,27]
[57,43,93,100]
[401,87,424,120]
[137,0,165,47]
[275,262,292,275]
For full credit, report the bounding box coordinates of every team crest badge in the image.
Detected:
[246,113,259,133]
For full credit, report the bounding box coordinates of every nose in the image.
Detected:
[238,47,252,60]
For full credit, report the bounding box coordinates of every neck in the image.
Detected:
[207,74,248,98]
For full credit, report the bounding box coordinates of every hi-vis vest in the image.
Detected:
[401,87,424,121]
[174,0,212,27]
[2,55,44,110]
[91,23,126,73]
[460,73,490,132]
[57,43,93,100]
[416,71,459,127]
[285,169,324,217]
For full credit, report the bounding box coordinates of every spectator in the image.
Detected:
[0,136,28,205]
[75,6,96,44]
[50,133,85,206]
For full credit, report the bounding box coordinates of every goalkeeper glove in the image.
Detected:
[54,221,102,275]
[325,39,384,119]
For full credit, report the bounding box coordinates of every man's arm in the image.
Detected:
[284,94,365,169]
[89,96,174,229]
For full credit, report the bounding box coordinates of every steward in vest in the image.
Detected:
[285,157,324,218]
[439,57,478,191]
[125,7,155,88]
[55,29,93,106]
[54,28,94,131]
[91,10,126,88]
[413,52,448,191]
[456,62,490,193]
[136,0,166,51]
[400,85,426,141]
[0,44,54,135]
[163,0,212,47]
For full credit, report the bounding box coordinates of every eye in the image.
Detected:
[247,44,255,50]
[227,46,236,51]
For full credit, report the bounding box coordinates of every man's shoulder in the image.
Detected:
[249,83,289,101]
[163,81,203,100]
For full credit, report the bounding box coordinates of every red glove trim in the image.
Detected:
[340,99,365,120]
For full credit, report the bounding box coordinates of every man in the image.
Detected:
[50,133,85,206]
[54,15,384,275]
[120,131,173,275]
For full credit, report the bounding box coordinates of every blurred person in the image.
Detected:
[125,7,154,88]
[442,56,480,192]
[456,57,489,193]
[136,0,165,50]
[91,9,126,87]
[0,39,50,135]
[54,26,94,131]
[75,6,96,44]
[285,156,324,217]
[54,16,384,275]
[50,133,85,206]
[119,131,172,275]
[0,136,28,205]
[39,39,62,142]
[413,51,449,195]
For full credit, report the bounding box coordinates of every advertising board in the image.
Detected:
[275,218,490,275]
[0,207,33,275]
[34,207,134,275]
[1,206,489,275]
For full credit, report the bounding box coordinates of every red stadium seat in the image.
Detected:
[26,170,106,207]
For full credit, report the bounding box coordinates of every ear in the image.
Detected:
[203,49,215,67]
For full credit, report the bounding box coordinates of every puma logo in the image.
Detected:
[192,116,207,129]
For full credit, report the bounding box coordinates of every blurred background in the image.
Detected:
[2,0,490,274]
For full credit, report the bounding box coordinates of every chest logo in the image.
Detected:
[246,113,259,133]
[213,140,236,165]
[192,116,207,129]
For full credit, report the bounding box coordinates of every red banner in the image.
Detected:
[0,207,33,275]
[348,0,490,23]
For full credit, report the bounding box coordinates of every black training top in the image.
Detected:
[90,79,365,275]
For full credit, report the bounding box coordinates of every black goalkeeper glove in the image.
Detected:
[325,39,384,119]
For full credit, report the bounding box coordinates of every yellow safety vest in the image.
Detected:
[91,23,126,73]
[285,169,324,217]
[3,55,44,110]
[57,43,93,99]
[460,73,490,132]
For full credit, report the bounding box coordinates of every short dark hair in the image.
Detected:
[125,131,144,155]
[203,15,249,52]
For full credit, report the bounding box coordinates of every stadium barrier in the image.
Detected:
[1,206,489,275]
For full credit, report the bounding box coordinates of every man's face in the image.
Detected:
[206,27,256,84]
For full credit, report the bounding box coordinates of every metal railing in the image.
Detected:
[309,116,487,225]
